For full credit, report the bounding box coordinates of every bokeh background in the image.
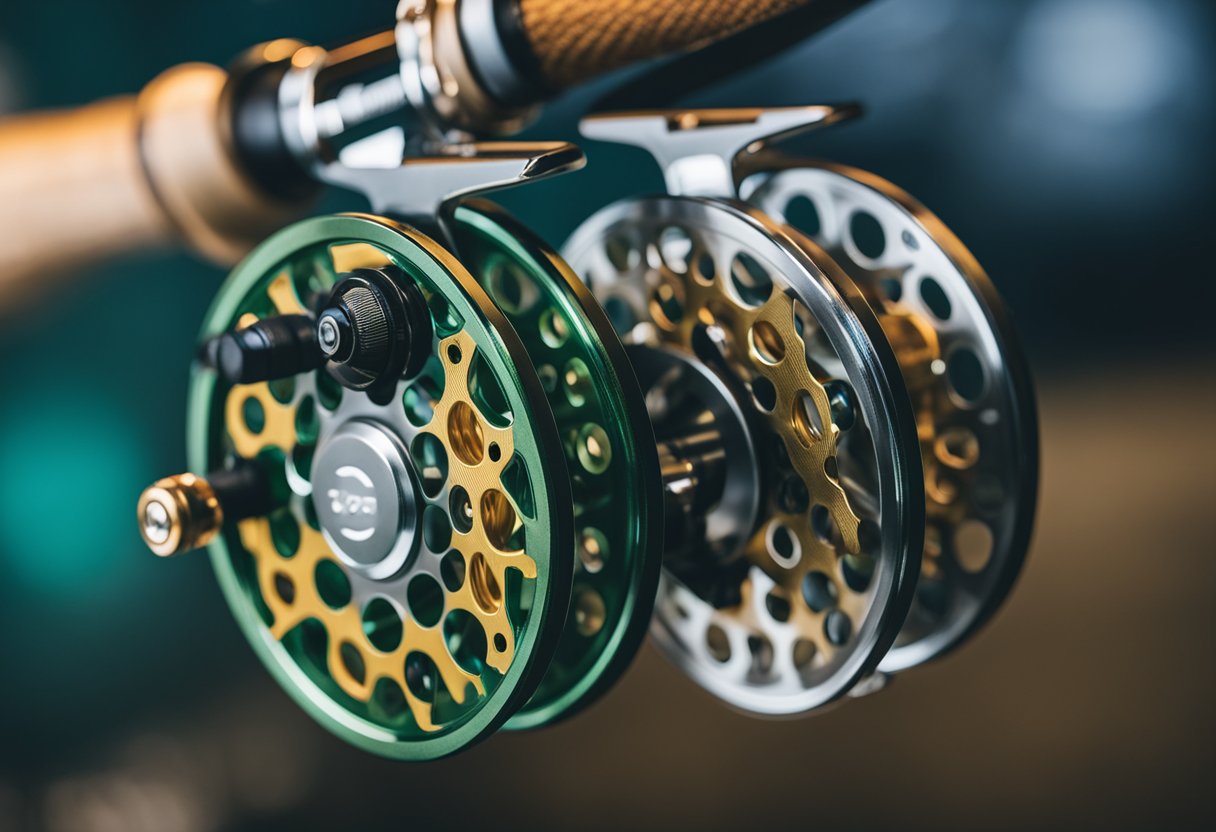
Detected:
[0,0,1213,829]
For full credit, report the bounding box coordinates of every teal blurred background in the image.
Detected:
[0,1,1213,830]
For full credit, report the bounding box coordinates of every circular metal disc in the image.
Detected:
[745,163,1039,672]
[446,199,664,728]
[563,195,923,714]
[189,213,573,759]
[311,419,420,578]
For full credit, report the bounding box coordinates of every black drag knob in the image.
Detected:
[319,284,391,377]
[318,268,432,393]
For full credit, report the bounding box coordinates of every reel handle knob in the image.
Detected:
[137,465,273,557]
[209,314,322,384]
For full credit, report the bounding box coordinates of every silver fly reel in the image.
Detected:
[563,106,1038,714]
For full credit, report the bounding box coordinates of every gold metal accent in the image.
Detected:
[225,272,304,459]
[137,473,222,557]
[225,266,536,730]
[754,160,1021,627]
[266,270,306,315]
[330,242,392,273]
[422,328,537,676]
[822,233,981,587]
[874,305,969,585]
[661,264,864,664]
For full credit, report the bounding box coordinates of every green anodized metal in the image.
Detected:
[446,200,664,728]
[188,213,573,759]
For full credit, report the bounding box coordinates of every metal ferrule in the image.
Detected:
[277,0,538,178]
[401,0,538,135]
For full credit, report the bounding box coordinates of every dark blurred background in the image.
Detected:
[0,1,1213,830]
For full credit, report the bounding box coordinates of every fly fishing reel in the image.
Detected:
[138,105,1036,757]
[563,106,1038,711]
[140,138,667,759]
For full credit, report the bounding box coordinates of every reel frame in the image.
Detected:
[175,133,669,756]
[563,102,1037,712]
[191,212,575,759]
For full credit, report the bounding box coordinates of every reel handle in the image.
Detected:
[0,63,305,305]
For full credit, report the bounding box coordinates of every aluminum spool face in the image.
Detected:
[190,213,573,759]
[445,199,664,729]
[563,195,923,714]
[744,163,1039,673]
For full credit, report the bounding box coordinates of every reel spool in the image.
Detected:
[562,106,1037,712]
[562,108,922,713]
[190,212,575,759]
[446,200,664,730]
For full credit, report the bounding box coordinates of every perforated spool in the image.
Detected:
[191,213,572,759]
[563,194,922,713]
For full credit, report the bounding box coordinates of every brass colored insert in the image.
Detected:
[661,269,864,666]
[875,308,966,581]
[225,272,306,459]
[225,261,537,731]
[137,474,222,557]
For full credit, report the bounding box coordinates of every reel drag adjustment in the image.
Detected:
[564,104,1037,713]
[138,464,274,558]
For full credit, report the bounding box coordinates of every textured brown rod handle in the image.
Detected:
[0,64,303,308]
[0,97,169,306]
[519,0,816,88]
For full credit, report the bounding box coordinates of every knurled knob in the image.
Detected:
[317,268,432,392]
[138,474,222,557]
[318,280,392,388]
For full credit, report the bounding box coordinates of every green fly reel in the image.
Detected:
[140,142,664,759]
[138,108,1037,759]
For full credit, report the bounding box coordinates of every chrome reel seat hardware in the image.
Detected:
[563,106,925,714]
[742,161,1039,673]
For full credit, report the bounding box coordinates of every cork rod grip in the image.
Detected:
[0,64,303,308]
[518,0,817,88]
[0,97,172,307]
